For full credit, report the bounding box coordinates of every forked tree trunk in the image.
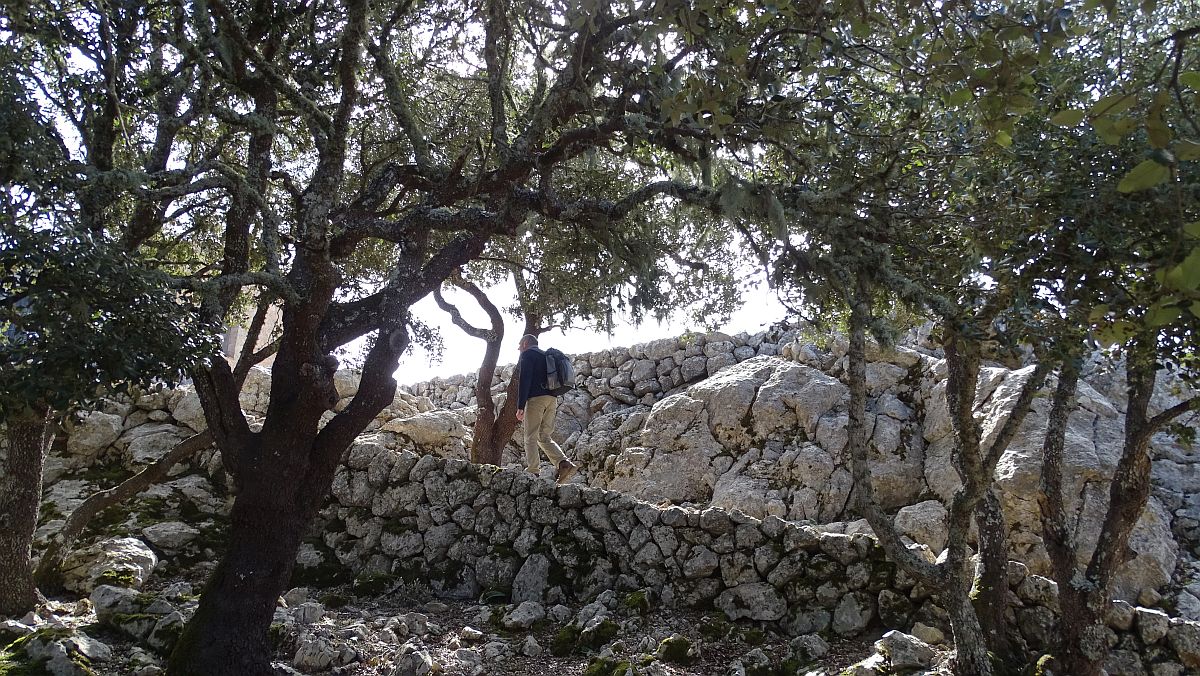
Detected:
[436,282,540,465]
[843,281,994,675]
[1041,335,1196,674]
[0,405,52,617]
[37,297,275,590]
[170,282,410,673]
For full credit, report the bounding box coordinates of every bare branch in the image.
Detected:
[433,285,495,341]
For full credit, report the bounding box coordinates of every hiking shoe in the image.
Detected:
[556,459,578,484]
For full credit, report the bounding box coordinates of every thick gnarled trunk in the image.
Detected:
[167,446,306,675]
[0,406,52,617]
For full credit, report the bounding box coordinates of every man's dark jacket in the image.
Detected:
[517,347,553,410]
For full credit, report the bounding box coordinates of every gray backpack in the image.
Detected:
[543,347,575,395]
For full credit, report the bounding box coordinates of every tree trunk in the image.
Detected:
[1045,334,1190,674]
[945,570,996,676]
[0,405,52,617]
[38,295,272,591]
[972,488,1012,658]
[170,287,406,673]
[469,334,504,464]
[167,442,308,675]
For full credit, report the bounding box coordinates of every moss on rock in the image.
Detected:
[582,619,620,650]
[95,570,137,588]
[657,635,698,665]
[581,657,632,676]
[621,591,650,616]
[550,626,581,657]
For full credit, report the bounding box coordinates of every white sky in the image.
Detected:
[392,280,791,385]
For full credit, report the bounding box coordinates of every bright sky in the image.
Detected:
[392,277,791,385]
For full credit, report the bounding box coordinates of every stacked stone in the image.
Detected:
[313,449,1200,672]
[402,327,800,413]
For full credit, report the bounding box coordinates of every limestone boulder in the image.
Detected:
[894,500,948,553]
[66,411,124,463]
[61,537,158,594]
[686,357,776,449]
[141,521,201,553]
[751,362,847,440]
[168,387,207,433]
[382,410,468,450]
[121,423,190,465]
[238,366,273,415]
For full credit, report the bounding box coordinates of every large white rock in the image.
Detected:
[66,411,124,463]
[141,521,201,552]
[238,366,273,415]
[124,424,190,465]
[751,361,848,440]
[687,357,776,449]
[381,410,467,449]
[60,537,158,594]
[168,388,207,433]
[894,500,949,553]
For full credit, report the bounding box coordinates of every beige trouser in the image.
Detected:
[523,395,566,472]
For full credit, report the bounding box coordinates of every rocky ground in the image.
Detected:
[2,569,953,676]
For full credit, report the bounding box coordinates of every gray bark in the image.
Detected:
[0,406,52,616]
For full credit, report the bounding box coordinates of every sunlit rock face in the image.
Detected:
[46,323,1198,614]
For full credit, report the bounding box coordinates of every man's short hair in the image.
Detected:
[520,334,538,346]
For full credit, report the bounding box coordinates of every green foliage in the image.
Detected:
[0,226,220,420]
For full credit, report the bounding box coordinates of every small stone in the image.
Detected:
[1137,607,1170,644]
[295,602,325,625]
[1106,600,1136,631]
[460,626,484,643]
[141,522,201,551]
[453,648,482,666]
[715,583,786,622]
[1139,587,1163,607]
[390,642,434,676]
[909,622,945,645]
[520,635,542,657]
[789,634,829,661]
[502,601,546,630]
[875,630,935,669]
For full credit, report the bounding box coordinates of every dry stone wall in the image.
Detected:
[313,449,1200,673]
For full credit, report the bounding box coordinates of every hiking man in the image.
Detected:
[515,334,578,482]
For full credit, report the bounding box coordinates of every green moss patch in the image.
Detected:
[581,657,632,676]
[550,626,581,657]
[95,569,137,588]
[698,614,729,640]
[620,591,650,616]
[582,619,620,650]
[741,627,766,646]
[657,635,698,665]
[351,573,395,597]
